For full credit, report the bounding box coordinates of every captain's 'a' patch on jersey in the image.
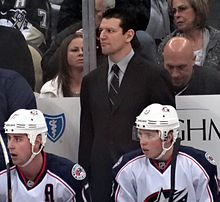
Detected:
[144,188,188,202]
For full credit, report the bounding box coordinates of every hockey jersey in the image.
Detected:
[0,152,91,202]
[0,0,49,47]
[112,146,220,202]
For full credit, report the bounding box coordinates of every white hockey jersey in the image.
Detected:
[0,152,91,202]
[112,146,219,202]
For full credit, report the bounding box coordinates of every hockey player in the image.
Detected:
[0,109,91,202]
[112,103,219,201]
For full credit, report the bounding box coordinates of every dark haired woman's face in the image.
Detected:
[172,0,196,32]
[67,37,84,69]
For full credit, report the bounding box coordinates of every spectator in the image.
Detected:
[41,22,83,82]
[0,109,91,201]
[112,103,219,201]
[0,68,36,160]
[0,0,50,52]
[0,26,35,90]
[163,36,220,95]
[56,0,82,33]
[42,0,158,82]
[42,0,106,82]
[40,32,83,97]
[57,0,114,33]
[158,0,220,71]
[115,0,172,45]
[78,7,174,201]
[146,0,172,45]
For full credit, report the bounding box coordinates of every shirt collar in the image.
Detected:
[108,49,134,74]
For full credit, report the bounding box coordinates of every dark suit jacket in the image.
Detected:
[78,53,174,201]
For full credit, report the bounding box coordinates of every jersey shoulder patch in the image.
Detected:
[71,164,86,180]
[205,152,216,165]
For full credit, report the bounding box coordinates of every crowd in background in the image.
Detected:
[0,0,219,96]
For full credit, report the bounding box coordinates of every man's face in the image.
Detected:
[138,129,163,159]
[99,18,132,59]
[7,134,32,166]
[164,50,194,88]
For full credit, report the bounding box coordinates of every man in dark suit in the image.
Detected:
[78,8,174,201]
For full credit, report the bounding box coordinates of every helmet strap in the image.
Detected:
[155,136,177,160]
[20,144,44,167]
[20,153,36,168]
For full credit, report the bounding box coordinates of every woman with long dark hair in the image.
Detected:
[40,32,83,97]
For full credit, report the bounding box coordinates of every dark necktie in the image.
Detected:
[109,64,120,107]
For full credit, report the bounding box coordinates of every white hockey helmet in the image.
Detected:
[135,103,180,141]
[4,109,48,146]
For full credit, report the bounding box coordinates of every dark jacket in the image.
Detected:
[0,26,35,89]
[57,0,82,33]
[0,68,36,155]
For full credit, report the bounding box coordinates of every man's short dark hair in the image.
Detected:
[102,7,138,34]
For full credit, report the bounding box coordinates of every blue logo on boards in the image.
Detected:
[44,113,66,142]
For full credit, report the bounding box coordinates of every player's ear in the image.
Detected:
[34,135,42,148]
[166,131,173,143]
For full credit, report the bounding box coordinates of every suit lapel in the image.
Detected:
[112,54,142,113]
[98,61,112,112]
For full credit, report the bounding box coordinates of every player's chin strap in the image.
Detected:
[155,131,178,160]
[20,144,44,167]
[168,137,181,202]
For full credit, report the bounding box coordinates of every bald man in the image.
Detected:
[163,36,220,95]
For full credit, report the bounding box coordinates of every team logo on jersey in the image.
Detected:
[44,113,65,142]
[158,162,166,170]
[27,180,34,188]
[72,164,86,180]
[144,188,188,202]
[205,152,216,165]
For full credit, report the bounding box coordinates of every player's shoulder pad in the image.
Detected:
[179,145,217,168]
[112,149,143,177]
[46,153,87,184]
